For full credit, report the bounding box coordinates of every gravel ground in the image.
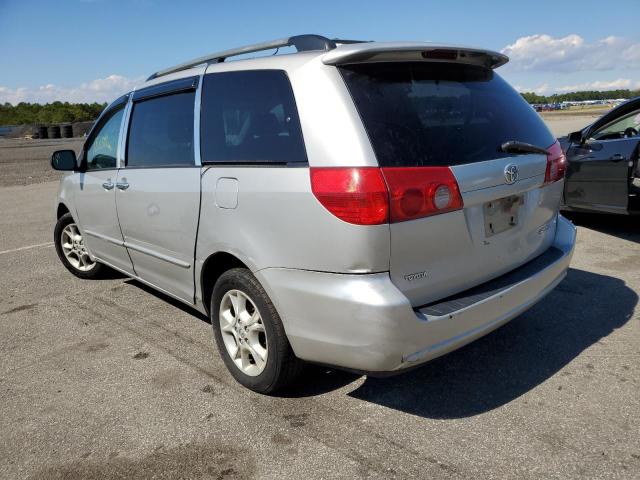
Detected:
[0,138,83,187]
[541,114,602,138]
[0,118,638,479]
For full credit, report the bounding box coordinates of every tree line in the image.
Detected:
[2,87,640,126]
[520,89,640,105]
[0,101,107,126]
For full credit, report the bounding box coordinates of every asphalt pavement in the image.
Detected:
[0,127,638,479]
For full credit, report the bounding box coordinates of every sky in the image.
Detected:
[1,0,639,104]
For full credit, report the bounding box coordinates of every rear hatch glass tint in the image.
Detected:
[339,62,555,167]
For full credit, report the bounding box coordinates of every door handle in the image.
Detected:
[116,182,130,190]
[102,182,114,190]
[609,154,625,162]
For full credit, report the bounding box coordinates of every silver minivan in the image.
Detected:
[51,35,576,393]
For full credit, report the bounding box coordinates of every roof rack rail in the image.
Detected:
[147,34,367,81]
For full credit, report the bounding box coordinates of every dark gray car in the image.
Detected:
[560,97,640,215]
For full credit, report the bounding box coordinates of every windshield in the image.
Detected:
[339,62,555,167]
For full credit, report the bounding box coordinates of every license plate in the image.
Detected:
[484,195,524,237]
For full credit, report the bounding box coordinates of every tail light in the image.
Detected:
[309,167,389,225]
[310,166,463,225]
[382,167,464,222]
[544,140,566,184]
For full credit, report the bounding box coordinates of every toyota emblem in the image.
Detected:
[504,164,519,184]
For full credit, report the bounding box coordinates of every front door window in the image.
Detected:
[86,107,125,170]
[591,109,640,141]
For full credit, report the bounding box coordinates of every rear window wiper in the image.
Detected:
[499,140,549,155]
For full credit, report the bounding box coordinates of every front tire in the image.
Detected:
[211,268,304,394]
[54,212,103,279]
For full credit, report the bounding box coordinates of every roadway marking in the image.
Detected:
[0,242,54,255]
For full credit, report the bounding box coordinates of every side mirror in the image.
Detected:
[51,150,77,171]
[568,131,583,144]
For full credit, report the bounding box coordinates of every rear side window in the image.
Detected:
[126,91,195,167]
[340,62,555,167]
[200,70,307,164]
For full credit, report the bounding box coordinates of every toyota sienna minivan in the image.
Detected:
[50,35,576,393]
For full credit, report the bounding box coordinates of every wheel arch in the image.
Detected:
[200,251,250,315]
[56,202,71,220]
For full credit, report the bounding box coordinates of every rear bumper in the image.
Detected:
[256,215,576,373]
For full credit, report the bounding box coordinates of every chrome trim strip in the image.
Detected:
[117,95,134,169]
[193,71,204,167]
[84,229,125,247]
[123,241,191,268]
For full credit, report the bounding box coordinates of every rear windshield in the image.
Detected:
[339,62,555,167]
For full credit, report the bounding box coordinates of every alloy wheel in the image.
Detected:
[219,289,268,376]
[60,223,96,272]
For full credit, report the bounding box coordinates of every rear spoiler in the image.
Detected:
[322,42,508,69]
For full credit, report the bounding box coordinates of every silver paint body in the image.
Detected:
[55,43,576,372]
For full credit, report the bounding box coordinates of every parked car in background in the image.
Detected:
[560,96,640,215]
[50,35,576,393]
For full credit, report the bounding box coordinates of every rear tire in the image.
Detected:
[211,268,304,394]
[54,213,104,279]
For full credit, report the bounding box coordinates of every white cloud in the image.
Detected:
[514,83,551,95]
[556,78,640,92]
[0,74,141,105]
[515,78,640,95]
[501,34,640,72]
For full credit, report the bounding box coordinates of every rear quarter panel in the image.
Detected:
[195,56,391,276]
[195,166,390,273]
